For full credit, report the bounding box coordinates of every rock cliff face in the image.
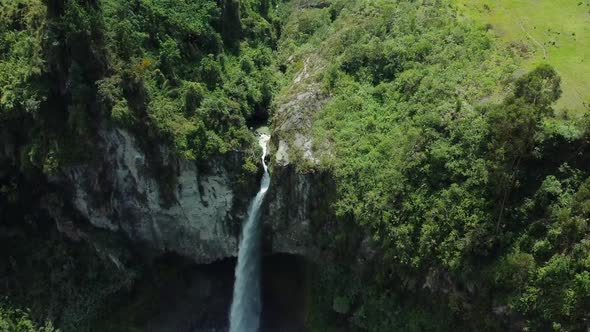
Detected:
[40,52,336,264]
[262,89,335,259]
[261,52,336,260]
[262,164,335,259]
[40,123,334,264]
[0,57,335,267]
[47,127,256,264]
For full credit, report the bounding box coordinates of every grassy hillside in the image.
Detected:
[455,0,590,113]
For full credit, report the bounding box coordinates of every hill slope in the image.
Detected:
[455,0,590,112]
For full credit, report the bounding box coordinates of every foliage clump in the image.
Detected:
[98,0,281,160]
[0,0,47,117]
[276,0,590,330]
[0,303,57,332]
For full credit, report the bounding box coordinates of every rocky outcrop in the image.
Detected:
[41,51,338,264]
[262,164,335,260]
[47,127,258,264]
[1,59,337,267]
[261,50,337,259]
[40,122,336,265]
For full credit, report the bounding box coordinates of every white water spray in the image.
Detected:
[229,133,271,332]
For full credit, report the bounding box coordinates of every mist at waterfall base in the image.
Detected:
[229,133,271,332]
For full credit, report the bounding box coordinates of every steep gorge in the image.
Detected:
[0,0,330,330]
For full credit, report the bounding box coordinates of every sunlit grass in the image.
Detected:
[455,0,590,113]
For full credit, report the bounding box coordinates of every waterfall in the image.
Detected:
[229,133,271,332]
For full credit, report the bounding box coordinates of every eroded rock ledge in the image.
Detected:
[40,123,335,265]
[46,127,257,264]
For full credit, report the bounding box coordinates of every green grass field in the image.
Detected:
[455,0,590,113]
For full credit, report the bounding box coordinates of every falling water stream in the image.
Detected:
[229,132,271,332]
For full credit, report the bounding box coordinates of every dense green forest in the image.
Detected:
[1,0,589,331]
[1,0,280,167]
[277,1,590,330]
[1,0,281,329]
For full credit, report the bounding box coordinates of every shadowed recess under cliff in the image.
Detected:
[131,254,309,332]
